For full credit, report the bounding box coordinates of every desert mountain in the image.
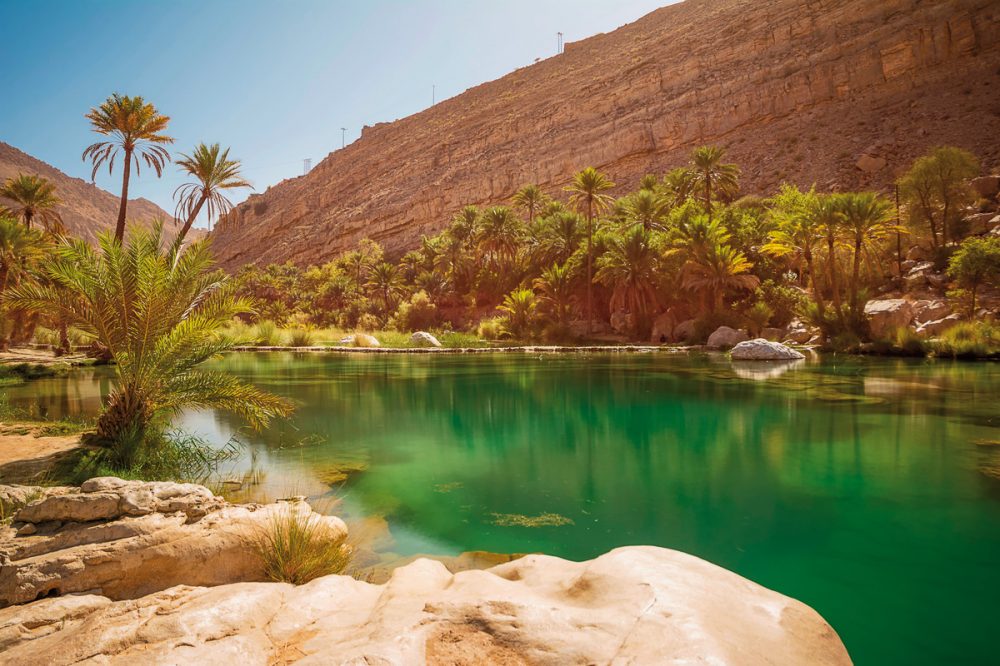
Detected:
[212,0,1000,269]
[0,141,182,242]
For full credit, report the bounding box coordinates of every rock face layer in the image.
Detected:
[0,546,852,665]
[0,141,180,242]
[212,0,1000,269]
[0,477,347,608]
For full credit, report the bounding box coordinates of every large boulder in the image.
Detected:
[0,546,851,665]
[670,318,697,343]
[970,175,1000,199]
[761,327,786,341]
[409,331,442,348]
[784,319,814,344]
[855,153,886,173]
[706,326,749,349]
[915,313,964,336]
[912,300,951,324]
[864,299,914,338]
[0,479,347,608]
[731,339,806,360]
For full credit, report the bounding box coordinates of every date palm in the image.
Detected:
[512,184,549,225]
[0,217,47,351]
[624,189,669,231]
[763,185,826,314]
[566,167,615,333]
[6,224,291,464]
[499,288,537,338]
[682,241,759,312]
[835,192,896,313]
[0,174,63,233]
[83,93,173,241]
[595,225,660,332]
[533,262,576,328]
[476,206,523,272]
[366,262,403,320]
[689,145,740,219]
[173,143,252,244]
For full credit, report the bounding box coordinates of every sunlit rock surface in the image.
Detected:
[0,546,851,665]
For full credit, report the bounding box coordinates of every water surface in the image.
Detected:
[5,352,1000,665]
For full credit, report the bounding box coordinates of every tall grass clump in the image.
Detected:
[934,321,1000,359]
[287,327,315,347]
[251,505,353,584]
[254,320,285,346]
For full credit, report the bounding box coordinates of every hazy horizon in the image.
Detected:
[1,0,678,227]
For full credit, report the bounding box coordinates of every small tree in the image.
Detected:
[499,288,538,339]
[947,236,1000,315]
[898,146,978,249]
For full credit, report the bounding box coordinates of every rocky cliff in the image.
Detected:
[212,0,1000,269]
[0,141,181,241]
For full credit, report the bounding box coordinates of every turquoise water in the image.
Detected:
[5,352,1000,665]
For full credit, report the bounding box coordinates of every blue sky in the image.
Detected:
[1,0,676,228]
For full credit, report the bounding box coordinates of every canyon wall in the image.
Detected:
[212,0,1000,269]
[0,141,179,242]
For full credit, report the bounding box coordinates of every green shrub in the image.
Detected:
[250,505,353,584]
[393,290,438,332]
[933,321,1000,358]
[745,301,773,337]
[477,316,506,341]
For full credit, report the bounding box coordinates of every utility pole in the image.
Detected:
[557,32,563,54]
[340,127,346,149]
[303,158,311,175]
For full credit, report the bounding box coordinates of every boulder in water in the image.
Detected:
[731,338,806,360]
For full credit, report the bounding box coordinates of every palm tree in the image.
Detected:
[835,192,896,313]
[6,224,291,463]
[595,226,660,332]
[511,184,549,225]
[814,194,846,316]
[366,262,403,320]
[682,242,759,312]
[638,174,659,192]
[533,262,576,329]
[0,174,62,233]
[763,185,826,314]
[498,288,537,338]
[663,167,695,207]
[566,167,615,333]
[624,189,669,231]
[82,93,173,241]
[173,143,252,244]
[0,217,46,351]
[476,206,523,272]
[689,145,740,219]
[534,211,583,268]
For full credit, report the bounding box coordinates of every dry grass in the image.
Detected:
[251,504,353,584]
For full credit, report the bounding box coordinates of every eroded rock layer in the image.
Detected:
[212,0,1000,269]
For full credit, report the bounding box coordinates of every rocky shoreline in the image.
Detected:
[0,477,852,664]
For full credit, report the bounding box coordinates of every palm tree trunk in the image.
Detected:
[586,199,593,335]
[24,210,33,230]
[176,193,207,245]
[0,263,9,351]
[115,150,133,242]
[827,234,842,316]
[56,319,70,357]
[850,235,863,313]
[805,251,825,316]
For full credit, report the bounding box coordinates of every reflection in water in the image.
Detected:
[731,358,804,380]
[4,352,1000,666]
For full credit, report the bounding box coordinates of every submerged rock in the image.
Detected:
[731,339,806,360]
[0,546,851,665]
[706,326,749,349]
[410,331,442,347]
